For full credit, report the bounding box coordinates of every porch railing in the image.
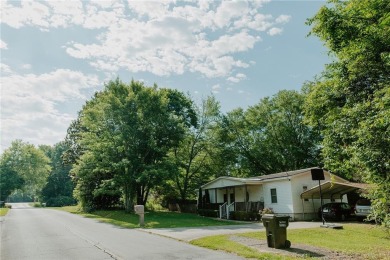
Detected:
[226,202,235,219]
[235,201,264,212]
[219,202,227,219]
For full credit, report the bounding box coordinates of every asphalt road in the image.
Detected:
[1,203,243,260]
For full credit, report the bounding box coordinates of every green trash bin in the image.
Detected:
[262,214,291,249]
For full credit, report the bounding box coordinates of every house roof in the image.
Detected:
[201,176,262,189]
[254,167,321,181]
[201,167,329,189]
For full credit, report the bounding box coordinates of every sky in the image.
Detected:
[0,0,329,153]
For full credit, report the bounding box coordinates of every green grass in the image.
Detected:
[191,224,390,259]
[57,206,241,229]
[191,234,294,260]
[0,208,9,216]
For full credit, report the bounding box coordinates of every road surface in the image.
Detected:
[1,203,242,260]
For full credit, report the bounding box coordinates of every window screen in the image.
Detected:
[270,188,277,203]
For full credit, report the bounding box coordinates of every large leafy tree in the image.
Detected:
[40,142,75,206]
[72,79,196,211]
[0,140,51,201]
[170,96,221,201]
[0,164,24,201]
[305,0,390,227]
[215,90,321,177]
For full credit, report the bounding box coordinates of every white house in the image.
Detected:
[199,167,366,221]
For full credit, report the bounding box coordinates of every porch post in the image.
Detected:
[245,185,248,212]
[215,189,217,203]
[225,187,228,203]
[312,194,316,219]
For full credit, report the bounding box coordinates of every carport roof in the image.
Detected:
[300,181,369,200]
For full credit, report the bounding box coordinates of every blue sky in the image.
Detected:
[0,0,329,152]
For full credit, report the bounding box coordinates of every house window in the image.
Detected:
[270,188,277,203]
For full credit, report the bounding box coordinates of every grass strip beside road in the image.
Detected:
[58,206,241,229]
[190,234,289,260]
[191,223,390,259]
[0,208,9,216]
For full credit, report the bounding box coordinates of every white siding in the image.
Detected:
[247,185,263,202]
[290,171,348,220]
[235,186,245,202]
[203,178,244,189]
[263,179,293,215]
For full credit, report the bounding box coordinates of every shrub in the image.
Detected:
[198,209,219,218]
[261,208,274,214]
[230,211,261,221]
[45,196,76,207]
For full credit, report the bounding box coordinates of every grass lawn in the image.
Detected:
[191,223,390,259]
[57,206,240,229]
[0,208,9,216]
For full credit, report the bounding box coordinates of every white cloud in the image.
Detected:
[268,27,283,36]
[276,14,291,24]
[1,68,100,150]
[227,73,247,83]
[227,76,240,83]
[0,39,8,49]
[211,84,221,94]
[1,0,291,79]
[0,63,13,74]
[21,64,32,70]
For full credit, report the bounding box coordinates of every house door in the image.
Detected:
[230,193,235,204]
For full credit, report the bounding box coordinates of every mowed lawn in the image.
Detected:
[0,208,9,216]
[58,206,240,228]
[191,223,390,259]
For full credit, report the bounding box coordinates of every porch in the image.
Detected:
[199,176,265,219]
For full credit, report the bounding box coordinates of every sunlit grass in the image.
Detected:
[191,234,293,260]
[0,207,9,216]
[240,224,390,259]
[56,206,241,229]
[191,223,390,260]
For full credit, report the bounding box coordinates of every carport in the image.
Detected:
[300,181,369,219]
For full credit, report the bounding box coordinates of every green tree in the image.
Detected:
[215,90,321,177]
[0,164,24,201]
[170,96,220,201]
[40,142,75,206]
[72,79,196,211]
[305,0,390,227]
[0,140,51,201]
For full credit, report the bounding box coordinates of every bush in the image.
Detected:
[198,209,219,218]
[230,211,261,221]
[45,196,76,207]
[261,208,274,214]
[33,202,43,207]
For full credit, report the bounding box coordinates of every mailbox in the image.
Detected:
[134,205,144,214]
[134,205,145,227]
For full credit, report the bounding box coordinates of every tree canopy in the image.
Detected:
[305,0,390,227]
[0,140,51,201]
[71,79,197,211]
[215,90,321,177]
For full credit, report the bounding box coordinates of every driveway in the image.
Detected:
[145,221,321,241]
[1,203,243,260]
